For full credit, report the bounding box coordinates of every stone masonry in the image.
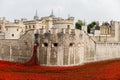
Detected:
[0,28,120,66]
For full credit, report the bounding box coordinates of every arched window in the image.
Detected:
[42,43,48,47]
[25,26,27,29]
[67,25,70,29]
[33,25,35,29]
[12,34,14,37]
[69,43,74,47]
[44,43,48,47]
[53,43,58,47]
[29,25,31,29]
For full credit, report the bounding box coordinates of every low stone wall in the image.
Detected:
[84,32,120,63]
[0,30,35,63]
[95,42,120,61]
[0,39,21,61]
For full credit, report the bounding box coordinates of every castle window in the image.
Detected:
[67,25,70,29]
[25,26,27,29]
[29,25,31,29]
[43,43,48,47]
[12,34,14,37]
[53,43,58,47]
[69,43,74,47]
[33,25,35,29]
[48,30,50,33]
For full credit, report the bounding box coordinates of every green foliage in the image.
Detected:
[87,21,96,33]
[75,20,83,30]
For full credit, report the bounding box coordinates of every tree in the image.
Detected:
[75,20,83,30]
[87,21,96,33]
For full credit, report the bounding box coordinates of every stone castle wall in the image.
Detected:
[83,32,96,63]
[0,29,120,66]
[0,39,19,61]
[38,28,84,66]
[0,30,35,62]
[95,42,120,61]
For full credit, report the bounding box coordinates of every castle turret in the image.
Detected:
[34,10,39,20]
[49,9,55,17]
[67,17,74,21]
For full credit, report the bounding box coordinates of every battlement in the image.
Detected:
[35,28,82,35]
[53,17,74,24]
[38,28,81,35]
[53,20,73,24]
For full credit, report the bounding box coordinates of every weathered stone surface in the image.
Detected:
[1,28,120,66]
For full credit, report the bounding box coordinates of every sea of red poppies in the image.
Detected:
[0,45,120,80]
[0,59,120,80]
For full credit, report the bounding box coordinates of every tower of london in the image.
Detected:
[0,11,120,66]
